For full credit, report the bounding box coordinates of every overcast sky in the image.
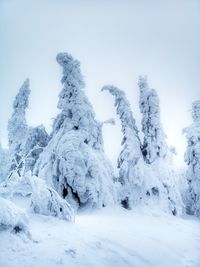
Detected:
[0,0,200,168]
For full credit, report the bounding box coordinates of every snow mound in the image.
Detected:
[0,197,29,234]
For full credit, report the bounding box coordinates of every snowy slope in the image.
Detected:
[0,206,199,267]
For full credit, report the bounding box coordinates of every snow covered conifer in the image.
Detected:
[7,80,49,177]
[7,79,30,175]
[183,100,200,216]
[102,85,142,208]
[102,83,182,214]
[138,76,168,164]
[8,79,30,154]
[138,77,183,214]
[35,53,115,210]
[52,53,100,148]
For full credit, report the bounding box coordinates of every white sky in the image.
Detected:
[0,0,200,168]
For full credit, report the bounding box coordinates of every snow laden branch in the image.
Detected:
[27,174,75,222]
[4,144,44,184]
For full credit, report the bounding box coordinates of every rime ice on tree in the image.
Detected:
[7,80,49,178]
[138,76,168,164]
[103,82,183,214]
[35,53,115,210]
[102,85,142,208]
[7,79,30,175]
[183,100,200,217]
[8,79,30,156]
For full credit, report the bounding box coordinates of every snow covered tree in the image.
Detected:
[50,53,105,149]
[138,77,183,214]
[0,144,10,182]
[35,53,115,210]
[102,85,142,208]
[7,79,30,176]
[138,76,168,164]
[183,100,200,216]
[7,80,49,178]
[8,79,30,156]
[102,83,182,214]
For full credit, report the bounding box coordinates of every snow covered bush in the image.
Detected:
[183,100,200,217]
[28,175,75,222]
[0,196,29,234]
[34,53,115,210]
[138,76,168,164]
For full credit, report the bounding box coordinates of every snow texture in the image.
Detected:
[0,206,199,267]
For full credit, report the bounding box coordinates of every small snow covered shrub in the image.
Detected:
[29,175,75,222]
[0,197,29,234]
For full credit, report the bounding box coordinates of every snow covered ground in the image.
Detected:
[0,205,200,267]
